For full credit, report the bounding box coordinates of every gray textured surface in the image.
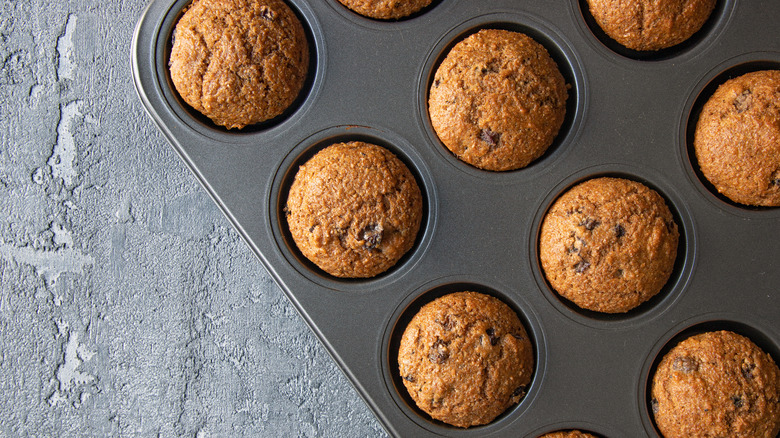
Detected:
[0,1,386,436]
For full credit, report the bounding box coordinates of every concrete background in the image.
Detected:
[0,1,386,436]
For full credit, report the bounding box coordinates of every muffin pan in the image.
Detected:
[131,0,780,436]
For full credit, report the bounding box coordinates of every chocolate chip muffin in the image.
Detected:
[428,29,568,171]
[336,0,432,20]
[586,0,717,51]
[398,292,534,427]
[539,431,598,438]
[285,141,422,278]
[539,177,679,313]
[694,70,780,207]
[651,330,780,438]
[169,0,309,129]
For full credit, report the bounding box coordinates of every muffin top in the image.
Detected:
[586,0,717,51]
[694,70,780,207]
[428,29,568,171]
[538,431,598,438]
[285,141,422,278]
[651,330,780,438]
[398,291,534,427]
[169,0,309,129]
[539,177,679,313]
[336,0,432,20]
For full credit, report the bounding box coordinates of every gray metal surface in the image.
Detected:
[0,1,383,436]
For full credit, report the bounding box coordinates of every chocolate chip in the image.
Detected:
[614,224,625,238]
[615,268,624,278]
[360,223,383,250]
[486,328,499,346]
[651,398,659,414]
[742,363,756,380]
[580,218,600,231]
[433,78,440,88]
[429,340,449,364]
[733,89,752,113]
[435,316,454,331]
[479,129,501,148]
[672,356,699,373]
[511,385,527,398]
[574,260,590,273]
[732,396,744,408]
[259,6,275,20]
[403,375,415,383]
[512,333,524,341]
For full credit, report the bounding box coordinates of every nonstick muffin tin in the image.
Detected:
[131,1,780,436]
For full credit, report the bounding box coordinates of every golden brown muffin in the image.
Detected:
[539,177,679,313]
[169,0,309,129]
[586,0,717,51]
[651,330,780,438]
[428,29,568,171]
[336,0,432,20]
[694,70,780,207]
[539,431,598,438]
[285,141,422,278]
[398,292,534,428]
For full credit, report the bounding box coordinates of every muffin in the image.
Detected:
[539,431,598,438]
[285,141,422,278]
[586,0,717,51]
[336,0,432,20]
[694,70,780,207]
[169,0,309,129]
[428,29,568,171]
[398,292,534,427]
[651,330,780,438]
[539,177,679,313]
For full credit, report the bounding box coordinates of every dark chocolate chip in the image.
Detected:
[360,223,383,250]
[732,396,744,408]
[259,6,275,20]
[403,375,415,383]
[435,316,454,331]
[511,385,527,398]
[742,363,756,380]
[651,398,659,414]
[486,328,499,346]
[574,260,590,273]
[433,78,440,88]
[580,218,600,231]
[614,224,625,238]
[672,356,699,373]
[479,129,501,148]
[615,268,624,278]
[512,333,524,341]
[429,340,449,364]
[733,89,752,113]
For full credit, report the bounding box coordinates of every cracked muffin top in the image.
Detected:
[586,0,717,51]
[398,291,534,428]
[539,177,679,313]
[651,330,780,438]
[169,0,309,129]
[336,0,433,20]
[285,141,422,278]
[428,29,568,171]
[694,70,780,207]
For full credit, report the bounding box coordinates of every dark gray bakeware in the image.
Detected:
[131,0,780,436]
